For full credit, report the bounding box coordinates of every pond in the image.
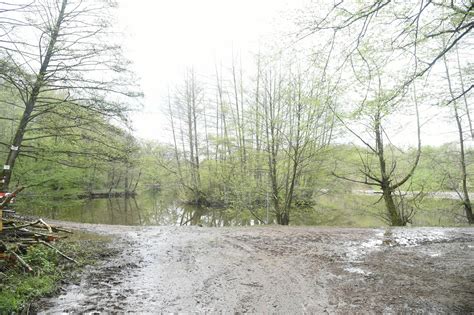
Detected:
[12,190,469,227]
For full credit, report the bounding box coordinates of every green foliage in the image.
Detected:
[0,247,60,313]
[0,90,142,197]
[0,235,111,313]
[0,276,56,313]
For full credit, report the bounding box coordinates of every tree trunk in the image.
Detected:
[1,0,67,192]
[375,110,405,226]
[168,91,185,185]
[277,212,290,225]
[443,54,473,224]
[456,45,474,140]
[382,186,404,226]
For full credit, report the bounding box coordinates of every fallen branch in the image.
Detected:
[2,220,45,231]
[3,219,53,233]
[8,250,33,272]
[1,216,75,271]
[1,187,77,272]
[18,229,63,241]
[2,218,72,234]
[50,226,72,234]
[38,240,78,264]
[38,219,53,233]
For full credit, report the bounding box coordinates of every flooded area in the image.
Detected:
[19,193,472,313]
[36,223,474,313]
[14,191,469,228]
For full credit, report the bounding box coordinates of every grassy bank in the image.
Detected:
[0,231,114,313]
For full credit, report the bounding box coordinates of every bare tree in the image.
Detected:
[442,50,473,224]
[332,75,422,226]
[259,60,334,225]
[167,69,206,204]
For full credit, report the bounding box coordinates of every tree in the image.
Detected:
[325,37,423,226]
[167,69,206,204]
[297,0,472,225]
[258,59,334,225]
[0,0,140,192]
[333,87,422,225]
[442,44,473,224]
[298,1,473,97]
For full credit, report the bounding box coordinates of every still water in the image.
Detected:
[13,191,468,227]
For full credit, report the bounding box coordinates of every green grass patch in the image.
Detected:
[0,232,112,313]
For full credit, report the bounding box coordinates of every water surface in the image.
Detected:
[14,191,468,227]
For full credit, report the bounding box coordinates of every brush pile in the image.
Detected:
[0,188,76,272]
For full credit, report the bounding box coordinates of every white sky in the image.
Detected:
[114,0,465,148]
[116,0,301,142]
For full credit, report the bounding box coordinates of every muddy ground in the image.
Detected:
[36,223,473,313]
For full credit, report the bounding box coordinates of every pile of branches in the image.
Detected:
[0,217,77,272]
[1,188,76,272]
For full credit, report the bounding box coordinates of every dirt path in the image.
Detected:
[38,223,473,313]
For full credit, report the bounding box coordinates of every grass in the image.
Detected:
[0,232,112,313]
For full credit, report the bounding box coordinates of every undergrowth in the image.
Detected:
[0,233,111,313]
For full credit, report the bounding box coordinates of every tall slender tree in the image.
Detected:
[0,0,140,192]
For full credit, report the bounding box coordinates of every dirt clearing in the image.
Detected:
[37,224,473,313]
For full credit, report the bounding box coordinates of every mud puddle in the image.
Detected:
[36,223,474,313]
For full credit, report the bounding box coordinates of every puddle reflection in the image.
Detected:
[14,190,467,227]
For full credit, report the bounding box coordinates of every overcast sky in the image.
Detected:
[114,1,464,147]
[115,0,302,142]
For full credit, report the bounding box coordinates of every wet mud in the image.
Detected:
[37,223,473,313]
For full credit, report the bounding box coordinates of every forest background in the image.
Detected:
[0,0,472,226]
